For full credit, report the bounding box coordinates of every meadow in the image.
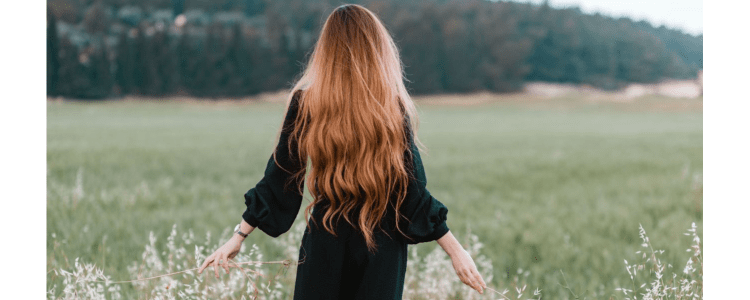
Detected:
[47,93,703,299]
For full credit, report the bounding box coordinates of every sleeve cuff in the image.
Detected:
[426,221,450,241]
[242,207,261,228]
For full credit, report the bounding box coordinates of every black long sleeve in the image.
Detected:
[242,91,306,238]
[398,122,450,244]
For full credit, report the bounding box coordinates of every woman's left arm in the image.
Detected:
[240,91,306,237]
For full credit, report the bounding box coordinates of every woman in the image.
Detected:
[198,4,487,299]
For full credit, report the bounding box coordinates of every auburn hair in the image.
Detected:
[271,4,425,253]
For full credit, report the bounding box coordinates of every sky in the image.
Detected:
[505,0,703,35]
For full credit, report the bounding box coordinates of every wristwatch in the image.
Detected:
[234,223,249,238]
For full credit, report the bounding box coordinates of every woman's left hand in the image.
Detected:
[198,236,243,278]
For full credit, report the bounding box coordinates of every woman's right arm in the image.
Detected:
[400,125,486,294]
[437,231,487,294]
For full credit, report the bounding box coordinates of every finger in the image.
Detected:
[464,273,479,293]
[466,278,478,292]
[458,269,467,278]
[476,271,487,289]
[461,278,471,288]
[461,271,471,284]
[471,269,486,292]
[198,254,213,274]
[213,254,220,278]
[476,280,485,294]
[222,252,230,274]
[460,273,473,288]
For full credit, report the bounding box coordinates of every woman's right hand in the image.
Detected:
[450,248,487,294]
[437,231,487,294]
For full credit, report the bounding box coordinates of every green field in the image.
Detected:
[47,95,702,299]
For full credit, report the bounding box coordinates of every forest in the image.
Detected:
[46,0,703,99]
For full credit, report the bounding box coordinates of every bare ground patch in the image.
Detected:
[48,82,702,113]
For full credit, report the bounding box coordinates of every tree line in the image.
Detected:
[46,0,702,99]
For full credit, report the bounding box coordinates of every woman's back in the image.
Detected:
[199,4,485,299]
[287,92,450,300]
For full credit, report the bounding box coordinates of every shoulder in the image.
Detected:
[292,89,305,105]
[285,89,305,116]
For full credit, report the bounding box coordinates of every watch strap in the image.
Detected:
[235,224,249,238]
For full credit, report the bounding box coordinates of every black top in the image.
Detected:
[241,90,450,299]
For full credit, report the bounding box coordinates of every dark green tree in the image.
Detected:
[115,31,136,95]
[47,8,60,96]
[244,0,266,17]
[51,0,704,97]
[86,44,113,98]
[172,0,185,16]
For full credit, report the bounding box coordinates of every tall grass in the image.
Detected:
[615,222,702,299]
[47,96,702,298]
[47,221,702,299]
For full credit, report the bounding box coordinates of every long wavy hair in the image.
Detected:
[272,3,424,253]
